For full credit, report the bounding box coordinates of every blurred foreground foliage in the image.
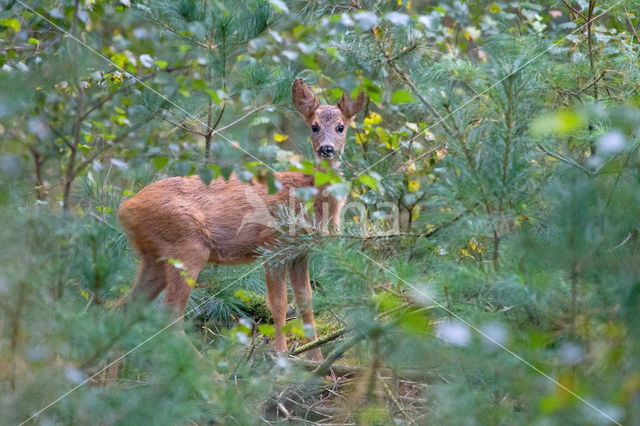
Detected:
[1,0,640,424]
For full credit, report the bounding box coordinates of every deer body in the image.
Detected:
[118,79,363,359]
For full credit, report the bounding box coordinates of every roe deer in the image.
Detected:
[118,78,364,360]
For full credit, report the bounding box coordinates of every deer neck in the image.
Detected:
[312,162,344,230]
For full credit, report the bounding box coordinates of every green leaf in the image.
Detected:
[156,60,168,69]
[314,170,331,186]
[282,322,304,337]
[391,90,413,104]
[266,171,280,194]
[152,157,169,170]
[27,37,39,45]
[220,166,233,180]
[205,89,220,103]
[362,79,383,104]
[358,174,378,190]
[174,161,192,176]
[110,52,127,68]
[192,79,207,90]
[531,108,586,136]
[397,309,431,335]
[198,167,213,185]
[257,324,275,338]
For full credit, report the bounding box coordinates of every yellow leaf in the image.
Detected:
[411,205,421,221]
[273,133,288,143]
[489,3,501,13]
[355,131,367,145]
[80,289,90,301]
[364,112,383,126]
[407,180,420,192]
[0,18,21,33]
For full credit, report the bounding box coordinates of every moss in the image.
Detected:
[235,290,273,323]
[285,312,343,346]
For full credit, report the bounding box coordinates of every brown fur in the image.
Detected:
[118,79,363,360]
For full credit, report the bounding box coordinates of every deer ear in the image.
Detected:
[337,91,365,120]
[292,78,319,120]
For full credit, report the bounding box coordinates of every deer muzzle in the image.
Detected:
[317,145,335,158]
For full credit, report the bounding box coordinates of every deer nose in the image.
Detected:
[317,145,335,158]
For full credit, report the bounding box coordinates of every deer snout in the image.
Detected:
[317,145,335,158]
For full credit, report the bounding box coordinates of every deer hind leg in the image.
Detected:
[289,260,323,360]
[265,267,288,354]
[163,243,210,317]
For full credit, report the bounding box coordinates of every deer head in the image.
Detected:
[292,78,364,166]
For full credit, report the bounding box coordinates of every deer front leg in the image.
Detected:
[265,267,288,354]
[289,260,323,360]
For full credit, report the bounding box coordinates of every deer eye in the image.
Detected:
[311,123,320,133]
[336,124,345,133]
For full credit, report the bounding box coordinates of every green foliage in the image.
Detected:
[2,0,640,424]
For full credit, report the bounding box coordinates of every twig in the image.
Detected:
[276,402,291,420]
[380,373,415,424]
[212,104,269,135]
[159,114,207,137]
[610,230,635,252]
[561,0,586,20]
[88,211,119,231]
[579,70,606,93]
[587,0,597,100]
[147,15,217,50]
[395,145,444,174]
[537,144,594,176]
[295,359,438,382]
[626,8,640,43]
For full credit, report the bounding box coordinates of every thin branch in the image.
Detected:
[395,145,444,174]
[147,15,217,50]
[88,211,119,232]
[561,0,586,20]
[159,114,207,137]
[587,0,597,100]
[212,104,269,135]
[537,144,594,176]
[626,8,640,43]
[380,373,416,424]
[47,122,72,148]
[74,118,154,174]
[297,359,438,382]
[579,70,606,93]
